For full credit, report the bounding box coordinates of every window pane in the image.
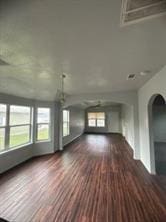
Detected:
[97,119,105,127]
[0,128,5,151]
[88,112,96,119]
[0,104,7,126]
[88,119,96,127]
[63,122,68,136]
[10,105,31,125]
[10,125,30,148]
[37,108,50,123]
[37,124,49,141]
[97,112,105,119]
[63,110,69,122]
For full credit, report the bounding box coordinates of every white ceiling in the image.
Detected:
[0,0,166,101]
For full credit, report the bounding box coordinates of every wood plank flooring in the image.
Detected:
[0,134,166,222]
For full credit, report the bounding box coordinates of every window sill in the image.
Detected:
[63,134,70,137]
[0,142,33,155]
[88,126,105,128]
[35,140,51,144]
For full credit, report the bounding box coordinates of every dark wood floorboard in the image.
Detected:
[0,134,166,222]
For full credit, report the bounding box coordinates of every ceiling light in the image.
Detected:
[140,70,151,76]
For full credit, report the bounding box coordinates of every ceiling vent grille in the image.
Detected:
[127,74,136,80]
[121,0,166,26]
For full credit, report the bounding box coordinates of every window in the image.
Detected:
[63,110,70,137]
[36,108,50,141]
[88,112,105,127]
[0,104,7,151]
[9,105,32,148]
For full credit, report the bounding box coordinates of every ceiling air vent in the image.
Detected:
[121,0,166,26]
[127,74,136,80]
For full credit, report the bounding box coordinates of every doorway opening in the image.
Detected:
[149,94,166,175]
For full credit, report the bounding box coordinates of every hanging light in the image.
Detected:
[60,73,66,105]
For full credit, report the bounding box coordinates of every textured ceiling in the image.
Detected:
[0,0,166,101]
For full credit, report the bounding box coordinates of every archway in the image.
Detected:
[148,94,166,175]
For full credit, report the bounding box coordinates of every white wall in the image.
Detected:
[63,106,85,146]
[121,104,135,149]
[138,65,166,173]
[85,105,121,134]
[0,93,57,173]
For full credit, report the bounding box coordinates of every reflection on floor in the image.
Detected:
[0,134,166,222]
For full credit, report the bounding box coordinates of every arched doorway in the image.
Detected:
[148,94,166,175]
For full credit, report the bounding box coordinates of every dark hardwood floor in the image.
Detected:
[0,134,166,222]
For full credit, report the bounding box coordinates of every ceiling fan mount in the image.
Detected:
[87,100,103,109]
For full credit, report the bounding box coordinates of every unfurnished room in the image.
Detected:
[0,0,166,222]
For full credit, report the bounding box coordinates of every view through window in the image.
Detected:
[63,110,70,136]
[0,103,51,152]
[88,112,105,127]
[9,105,32,148]
[36,108,50,141]
[0,104,7,151]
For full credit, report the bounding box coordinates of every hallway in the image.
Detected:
[0,134,166,222]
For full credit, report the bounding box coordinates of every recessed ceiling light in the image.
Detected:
[140,70,151,76]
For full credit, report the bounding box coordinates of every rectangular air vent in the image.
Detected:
[127,74,136,80]
[121,0,166,26]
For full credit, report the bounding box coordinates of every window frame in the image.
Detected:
[63,110,70,137]
[0,103,33,153]
[88,112,106,128]
[36,107,51,142]
[9,105,33,149]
